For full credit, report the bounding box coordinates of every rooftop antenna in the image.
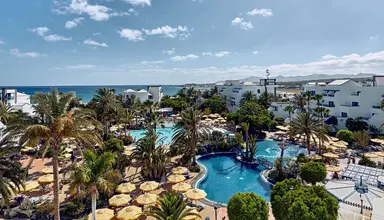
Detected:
[266,69,270,79]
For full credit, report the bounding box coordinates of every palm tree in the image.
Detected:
[92,88,118,140]
[172,107,206,165]
[69,150,116,220]
[353,131,371,150]
[312,94,323,110]
[258,92,273,108]
[292,94,306,112]
[289,112,322,154]
[145,193,200,220]
[314,124,330,156]
[117,108,133,139]
[278,142,287,160]
[131,129,168,180]
[303,91,313,111]
[240,91,257,106]
[0,102,13,125]
[9,88,103,220]
[240,122,250,160]
[283,105,294,121]
[248,134,258,161]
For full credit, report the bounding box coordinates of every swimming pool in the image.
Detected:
[255,140,307,162]
[129,127,174,145]
[197,153,271,204]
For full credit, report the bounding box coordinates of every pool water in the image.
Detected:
[129,127,174,145]
[256,140,307,162]
[197,154,271,203]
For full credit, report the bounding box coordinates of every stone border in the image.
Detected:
[260,169,275,187]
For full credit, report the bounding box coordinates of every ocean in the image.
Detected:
[4,85,182,103]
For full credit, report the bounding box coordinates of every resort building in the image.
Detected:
[216,79,278,112]
[0,88,34,115]
[269,76,384,130]
[123,86,164,103]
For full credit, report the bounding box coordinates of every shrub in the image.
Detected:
[122,135,134,145]
[299,161,326,185]
[275,117,285,125]
[271,179,338,220]
[336,130,354,143]
[358,155,376,168]
[269,121,278,130]
[104,138,124,153]
[35,201,54,219]
[64,201,85,217]
[296,153,308,164]
[228,192,269,220]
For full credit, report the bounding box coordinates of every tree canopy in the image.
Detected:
[271,179,338,220]
[345,118,368,132]
[336,130,354,143]
[199,96,227,114]
[299,161,327,185]
[227,192,269,220]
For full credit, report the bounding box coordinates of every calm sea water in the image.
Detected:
[4,85,181,103]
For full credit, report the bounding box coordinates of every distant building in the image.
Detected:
[270,76,384,131]
[123,86,164,103]
[0,88,34,115]
[216,79,278,112]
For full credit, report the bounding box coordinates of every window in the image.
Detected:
[257,89,260,94]
[311,91,316,95]
[341,112,348,117]
[329,101,335,107]
[352,101,359,107]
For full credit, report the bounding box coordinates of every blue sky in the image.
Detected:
[0,0,384,85]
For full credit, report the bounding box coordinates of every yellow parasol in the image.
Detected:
[326,165,342,172]
[274,131,286,135]
[363,153,378,158]
[371,139,384,145]
[60,153,72,159]
[331,142,347,149]
[139,181,159,192]
[40,166,61,174]
[185,189,207,200]
[209,114,218,118]
[276,125,289,131]
[323,153,339,159]
[116,183,136,194]
[375,152,384,157]
[88,208,114,220]
[63,148,73,153]
[21,147,34,153]
[204,118,212,122]
[307,154,322,160]
[176,117,183,120]
[172,166,188,175]
[167,174,186,183]
[116,206,142,220]
[136,193,157,205]
[38,174,54,184]
[109,194,132,207]
[337,140,348,146]
[182,208,200,220]
[22,181,40,192]
[172,182,192,192]
[330,137,339,142]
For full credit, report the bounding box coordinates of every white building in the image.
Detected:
[216,79,278,112]
[270,76,384,130]
[0,88,34,115]
[123,86,164,103]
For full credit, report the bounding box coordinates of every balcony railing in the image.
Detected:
[328,94,335,97]
[322,103,335,107]
[341,104,360,107]
[351,93,360,96]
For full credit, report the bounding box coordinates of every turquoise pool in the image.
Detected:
[129,127,174,145]
[197,154,271,203]
[255,140,307,162]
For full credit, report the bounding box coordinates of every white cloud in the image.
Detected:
[231,17,253,30]
[143,25,191,39]
[9,49,45,58]
[170,54,199,61]
[140,60,164,65]
[0,40,5,45]
[322,54,337,60]
[202,52,213,56]
[119,29,144,41]
[44,34,72,42]
[247,8,273,17]
[54,0,111,21]
[253,51,259,55]
[122,0,151,6]
[65,17,84,29]
[163,48,175,55]
[110,11,130,17]
[215,51,231,58]
[29,27,50,36]
[93,32,101,36]
[65,64,98,69]
[84,39,108,47]
[370,35,379,40]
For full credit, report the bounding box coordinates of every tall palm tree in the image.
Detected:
[283,105,294,121]
[92,88,118,140]
[240,122,250,160]
[145,193,200,220]
[258,92,273,108]
[248,134,258,161]
[314,124,330,156]
[9,88,103,220]
[289,112,322,154]
[172,107,206,165]
[69,150,115,220]
[292,94,306,112]
[278,142,287,160]
[312,94,323,110]
[0,102,13,125]
[303,91,312,112]
[117,108,133,139]
[240,91,257,106]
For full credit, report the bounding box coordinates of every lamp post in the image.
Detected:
[214,206,218,220]
[360,199,363,214]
